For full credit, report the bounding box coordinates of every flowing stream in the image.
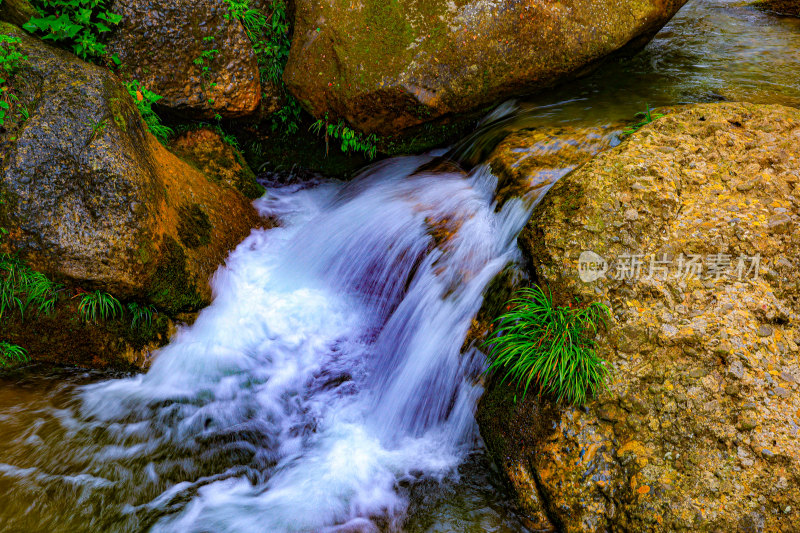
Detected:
[0,158,531,532]
[1,1,800,531]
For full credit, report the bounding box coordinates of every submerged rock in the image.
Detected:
[284,0,688,136]
[0,23,262,315]
[107,0,262,119]
[488,123,623,209]
[477,102,800,532]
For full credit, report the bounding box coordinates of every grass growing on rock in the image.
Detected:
[0,341,28,367]
[126,302,156,330]
[310,115,378,159]
[483,285,611,405]
[0,253,61,320]
[124,80,173,143]
[622,104,664,137]
[77,290,122,323]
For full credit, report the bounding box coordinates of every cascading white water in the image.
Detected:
[13,154,531,532]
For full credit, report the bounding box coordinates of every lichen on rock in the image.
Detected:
[478,102,800,532]
[168,127,265,199]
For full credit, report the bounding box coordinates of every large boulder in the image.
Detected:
[0,0,38,26]
[0,22,262,314]
[106,0,262,119]
[477,103,800,532]
[284,0,688,136]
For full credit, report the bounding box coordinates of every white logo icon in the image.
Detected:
[578,251,608,282]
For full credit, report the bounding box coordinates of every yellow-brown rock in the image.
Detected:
[0,23,262,315]
[107,0,262,119]
[169,128,265,199]
[478,102,800,532]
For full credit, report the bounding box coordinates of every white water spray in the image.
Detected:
[5,155,531,532]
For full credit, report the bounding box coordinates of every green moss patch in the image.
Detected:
[147,237,205,314]
[177,203,212,249]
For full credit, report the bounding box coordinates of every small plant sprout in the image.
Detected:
[0,342,28,367]
[310,115,379,159]
[622,104,665,137]
[78,290,122,323]
[124,80,173,144]
[483,285,612,405]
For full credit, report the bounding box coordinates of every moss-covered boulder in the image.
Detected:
[0,0,37,26]
[106,0,262,119]
[0,22,262,315]
[169,127,264,199]
[477,103,800,532]
[1,294,174,370]
[284,0,688,136]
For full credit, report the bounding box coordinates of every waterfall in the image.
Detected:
[8,154,530,532]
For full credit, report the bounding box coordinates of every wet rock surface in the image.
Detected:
[0,24,262,313]
[488,123,623,209]
[754,0,800,17]
[169,127,265,199]
[284,0,688,136]
[477,102,800,532]
[107,0,262,119]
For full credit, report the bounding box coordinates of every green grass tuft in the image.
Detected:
[78,290,122,323]
[126,302,156,330]
[0,342,28,367]
[483,286,611,405]
[622,104,664,137]
[0,254,61,321]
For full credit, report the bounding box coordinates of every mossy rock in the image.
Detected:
[106,0,263,119]
[1,291,172,371]
[285,0,689,136]
[0,22,262,312]
[0,0,38,26]
[752,0,800,16]
[168,127,265,199]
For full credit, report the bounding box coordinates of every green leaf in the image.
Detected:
[98,11,123,25]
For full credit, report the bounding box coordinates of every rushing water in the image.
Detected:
[0,158,531,532]
[2,1,800,531]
